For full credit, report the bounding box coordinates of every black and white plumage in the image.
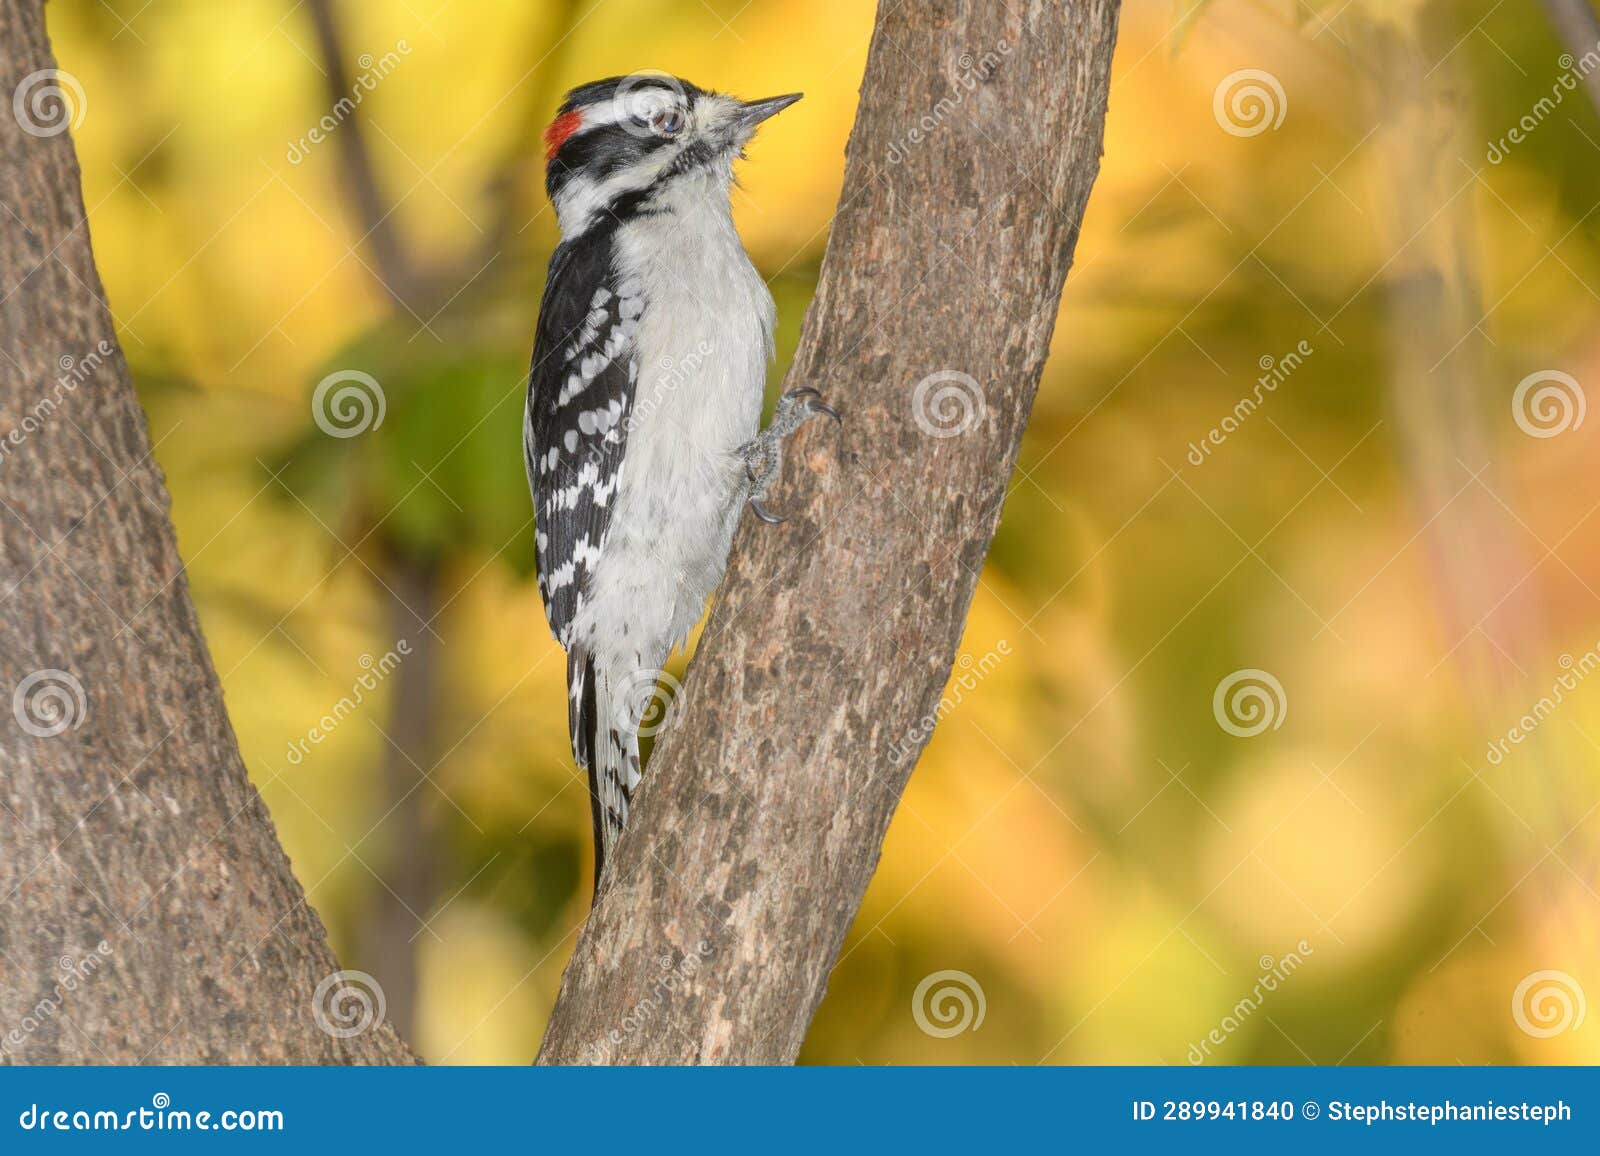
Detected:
[524,74,827,893]
[526,237,638,647]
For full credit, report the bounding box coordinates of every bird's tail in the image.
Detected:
[567,648,640,897]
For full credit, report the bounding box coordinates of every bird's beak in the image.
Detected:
[737,93,804,132]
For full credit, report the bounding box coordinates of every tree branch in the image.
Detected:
[301,0,439,1047]
[304,0,424,307]
[1543,0,1600,117]
[0,0,415,1064]
[536,0,1121,1065]
[306,0,586,313]
[469,0,586,271]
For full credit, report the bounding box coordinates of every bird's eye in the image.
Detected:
[651,108,685,137]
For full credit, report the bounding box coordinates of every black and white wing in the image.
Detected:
[524,232,641,647]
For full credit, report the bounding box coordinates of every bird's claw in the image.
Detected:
[748,497,787,524]
[782,387,841,425]
[742,388,839,527]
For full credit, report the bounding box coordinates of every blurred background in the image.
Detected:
[41,0,1600,1062]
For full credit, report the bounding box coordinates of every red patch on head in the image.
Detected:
[544,110,584,162]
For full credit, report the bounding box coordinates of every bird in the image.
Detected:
[523,74,837,895]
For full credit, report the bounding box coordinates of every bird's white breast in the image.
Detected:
[574,178,775,664]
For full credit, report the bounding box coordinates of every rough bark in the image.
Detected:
[0,0,414,1064]
[537,0,1121,1064]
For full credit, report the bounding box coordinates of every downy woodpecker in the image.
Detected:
[523,74,836,892]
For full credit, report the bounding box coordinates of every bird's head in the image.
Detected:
[543,74,801,238]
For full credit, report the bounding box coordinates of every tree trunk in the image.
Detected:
[537,0,1121,1065]
[0,0,414,1065]
[355,552,441,1047]
[1543,0,1600,117]
[302,0,439,1051]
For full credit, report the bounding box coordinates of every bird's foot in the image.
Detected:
[739,388,840,524]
